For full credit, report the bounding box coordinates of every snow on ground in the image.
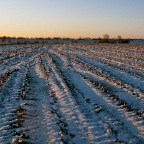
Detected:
[0,43,144,144]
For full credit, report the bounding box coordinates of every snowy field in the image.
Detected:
[0,43,144,144]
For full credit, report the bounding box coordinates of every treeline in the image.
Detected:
[98,34,130,44]
[0,35,142,44]
[0,36,97,40]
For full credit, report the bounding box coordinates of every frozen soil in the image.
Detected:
[0,43,144,144]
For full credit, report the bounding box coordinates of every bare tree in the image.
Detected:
[118,36,122,40]
[118,36,122,43]
[99,34,110,43]
[103,34,110,40]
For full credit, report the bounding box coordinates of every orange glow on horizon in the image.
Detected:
[0,29,143,39]
[0,0,144,39]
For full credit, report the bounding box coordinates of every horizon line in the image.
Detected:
[0,35,143,40]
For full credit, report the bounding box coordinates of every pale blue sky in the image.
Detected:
[0,0,144,38]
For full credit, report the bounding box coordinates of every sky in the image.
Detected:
[0,0,144,39]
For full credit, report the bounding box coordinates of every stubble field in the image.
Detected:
[0,43,144,144]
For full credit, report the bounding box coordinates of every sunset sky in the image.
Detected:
[0,0,144,38]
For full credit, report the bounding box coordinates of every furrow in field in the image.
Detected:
[0,66,29,144]
[0,54,39,76]
[72,56,144,117]
[18,63,62,144]
[48,51,142,143]
[0,52,34,71]
[71,48,144,80]
[54,44,144,73]
[95,58,144,80]
[49,52,127,143]
[0,44,143,143]
[0,53,18,64]
[52,46,144,79]
[47,52,120,143]
[81,74,144,136]
[84,46,144,72]
[52,49,144,106]
[77,55,144,92]
[71,56,144,101]
[44,54,94,143]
